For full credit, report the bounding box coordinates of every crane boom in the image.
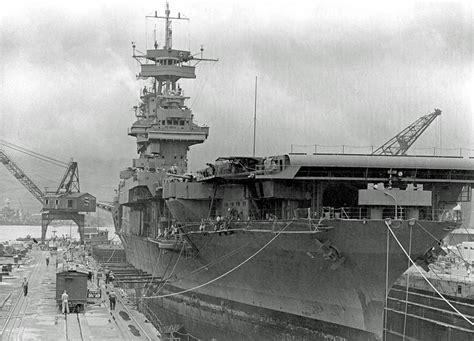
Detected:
[0,148,45,204]
[372,109,441,156]
[96,201,114,212]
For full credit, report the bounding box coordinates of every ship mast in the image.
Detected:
[165,2,172,49]
[128,3,217,175]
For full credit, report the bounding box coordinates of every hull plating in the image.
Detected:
[119,219,450,339]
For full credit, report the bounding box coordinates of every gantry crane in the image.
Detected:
[372,109,441,155]
[0,140,96,242]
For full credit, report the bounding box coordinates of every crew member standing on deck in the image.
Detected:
[61,290,70,314]
[22,277,28,296]
[46,255,50,266]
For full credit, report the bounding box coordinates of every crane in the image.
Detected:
[0,148,45,203]
[371,109,441,156]
[0,140,96,242]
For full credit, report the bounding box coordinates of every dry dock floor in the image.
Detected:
[0,249,159,340]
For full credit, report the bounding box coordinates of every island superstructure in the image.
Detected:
[113,4,474,340]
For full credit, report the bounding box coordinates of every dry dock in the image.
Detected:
[0,248,159,340]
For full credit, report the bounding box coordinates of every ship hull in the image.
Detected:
[118,219,451,340]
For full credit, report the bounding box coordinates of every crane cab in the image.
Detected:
[43,193,96,213]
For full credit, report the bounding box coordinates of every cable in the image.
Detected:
[416,221,471,268]
[155,241,185,292]
[142,230,252,295]
[143,246,163,292]
[0,143,63,167]
[384,228,389,341]
[172,239,251,282]
[402,225,413,340]
[0,140,67,167]
[384,220,474,327]
[146,221,293,299]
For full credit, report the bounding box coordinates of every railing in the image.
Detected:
[168,206,464,238]
[319,206,462,222]
[319,207,369,220]
[290,144,474,158]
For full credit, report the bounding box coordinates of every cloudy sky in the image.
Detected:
[0,0,472,211]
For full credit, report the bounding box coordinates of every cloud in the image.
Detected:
[0,0,472,210]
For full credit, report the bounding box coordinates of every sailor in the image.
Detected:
[61,290,70,314]
[96,269,101,287]
[46,255,50,266]
[109,291,117,310]
[215,215,222,231]
[105,267,111,285]
[109,271,115,284]
[270,159,278,171]
[22,277,28,296]
[143,85,148,96]
[172,224,178,235]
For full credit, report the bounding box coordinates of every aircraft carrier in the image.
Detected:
[112,4,474,340]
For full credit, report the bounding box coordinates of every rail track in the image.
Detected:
[0,250,157,340]
[64,312,85,341]
[0,252,84,340]
[0,253,42,340]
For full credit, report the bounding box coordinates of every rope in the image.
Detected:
[145,220,293,299]
[143,243,163,291]
[384,228,390,341]
[415,221,440,242]
[103,245,118,263]
[154,241,186,293]
[402,225,412,340]
[384,220,474,327]
[169,240,251,285]
[416,221,471,268]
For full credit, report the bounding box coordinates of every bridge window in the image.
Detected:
[45,199,49,205]
[55,200,59,205]
[68,200,73,208]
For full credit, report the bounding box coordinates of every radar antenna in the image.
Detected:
[372,109,442,155]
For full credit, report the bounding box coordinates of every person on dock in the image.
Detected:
[109,291,116,310]
[46,255,50,266]
[22,277,28,296]
[105,267,110,285]
[61,290,70,314]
